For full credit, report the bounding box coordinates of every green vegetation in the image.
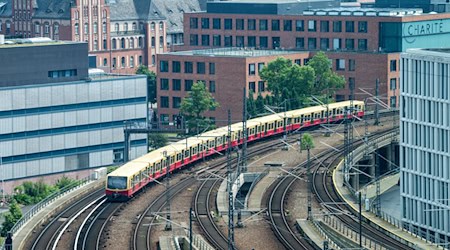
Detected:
[301,133,315,150]
[107,166,119,174]
[148,134,169,150]
[136,65,157,103]
[180,81,219,134]
[251,52,346,117]
[1,200,22,237]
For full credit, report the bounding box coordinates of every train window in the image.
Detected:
[170,156,175,164]
[321,111,324,118]
[107,176,127,189]
[184,150,189,158]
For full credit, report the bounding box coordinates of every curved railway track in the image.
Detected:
[29,189,105,250]
[132,176,197,250]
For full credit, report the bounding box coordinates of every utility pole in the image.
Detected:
[164,151,172,231]
[359,192,362,249]
[189,207,193,250]
[226,110,235,250]
[374,78,380,126]
[307,144,312,220]
[236,88,247,228]
[344,81,354,188]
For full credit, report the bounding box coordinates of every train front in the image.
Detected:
[105,175,130,201]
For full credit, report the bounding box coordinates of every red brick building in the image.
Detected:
[157,48,310,125]
[180,1,450,108]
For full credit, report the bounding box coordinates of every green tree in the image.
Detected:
[246,92,257,117]
[148,134,169,150]
[255,94,265,115]
[301,133,315,150]
[180,81,219,134]
[55,176,77,190]
[1,200,22,237]
[136,65,157,103]
[307,51,345,97]
[260,57,315,109]
[13,181,56,205]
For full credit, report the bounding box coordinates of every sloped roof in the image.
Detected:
[0,0,12,17]
[33,0,72,19]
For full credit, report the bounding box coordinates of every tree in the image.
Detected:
[55,176,77,190]
[307,51,345,97]
[136,65,157,103]
[300,133,315,151]
[260,57,315,108]
[1,200,22,237]
[246,92,257,117]
[148,134,168,150]
[300,133,315,220]
[180,81,219,134]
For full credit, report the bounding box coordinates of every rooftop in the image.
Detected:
[164,47,302,57]
[304,7,424,16]
[0,38,83,48]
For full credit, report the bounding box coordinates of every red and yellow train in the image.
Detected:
[106,100,364,200]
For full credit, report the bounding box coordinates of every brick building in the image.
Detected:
[180,1,450,107]
[0,0,205,74]
[157,48,310,125]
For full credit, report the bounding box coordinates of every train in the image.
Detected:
[106,100,365,200]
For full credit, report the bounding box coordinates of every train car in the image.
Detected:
[106,100,365,200]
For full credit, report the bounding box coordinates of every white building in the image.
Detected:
[0,39,148,187]
[400,48,450,246]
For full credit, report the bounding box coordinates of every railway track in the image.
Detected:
[29,189,105,250]
[312,131,413,250]
[132,176,197,250]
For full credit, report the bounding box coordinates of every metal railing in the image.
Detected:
[0,175,95,250]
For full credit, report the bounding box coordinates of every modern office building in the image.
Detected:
[181,0,450,107]
[0,38,148,186]
[157,47,310,125]
[400,48,450,245]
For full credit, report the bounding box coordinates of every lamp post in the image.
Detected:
[163,150,172,231]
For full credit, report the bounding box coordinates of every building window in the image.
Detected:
[236,19,244,30]
[151,22,155,30]
[159,22,163,30]
[294,59,301,65]
[283,20,292,31]
[320,38,329,50]
[159,36,164,48]
[190,34,198,46]
[224,36,233,47]
[160,60,169,72]
[185,80,193,91]
[190,17,198,29]
[199,34,210,46]
[185,62,193,73]
[295,37,305,49]
[249,64,256,75]
[333,21,342,32]
[160,96,169,108]
[258,63,265,73]
[259,19,268,31]
[345,21,354,32]
[390,60,397,72]
[209,63,216,75]
[308,37,316,50]
[390,78,397,90]
[236,36,244,47]
[84,23,89,34]
[320,21,329,32]
[130,38,134,48]
[224,19,232,30]
[271,19,280,31]
[349,59,356,71]
[173,97,181,108]
[44,22,49,34]
[132,22,137,31]
[308,20,316,32]
[138,37,143,48]
[390,96,396,108]
[336,59,345,70]
[173,79,181,91]
[201,18,209,29]
[121,38,125,48]
[121,57,126,68]
[129,56,134,68]
[260,36,268,48]
[248,36,256,47]
[333,38,341,50]
[139,56,143,65]
[94,40,98,50]
[103,58,108,66]
[152,55,156,65]
[197,62,206,74]
[48,69,77,78]
[358,39,367,50]
[213,35,221,46]
[296,20,304,31]
[345,39,354,50]
[213,18,221,29]
[209,81,216,93]
[172,61,181,73]
[358,21,368,33]
[151,37,155,47]
[112,57,117,68]
[258,81,265,92]
[248,19,256,30]
[249,82,256,93]
[160,78,169,90]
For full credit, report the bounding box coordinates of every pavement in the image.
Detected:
[12,179,105,250]
[246,169,280,213]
